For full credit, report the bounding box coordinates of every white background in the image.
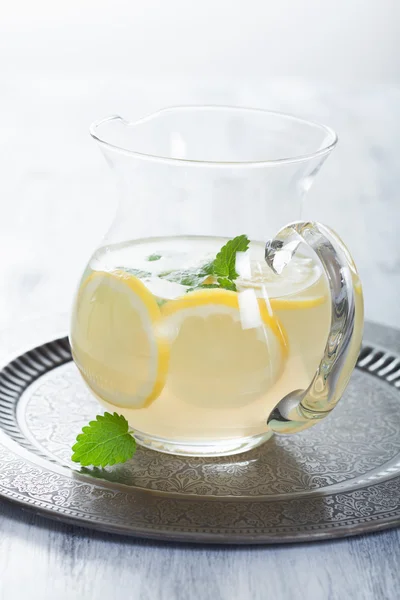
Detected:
[1,1,400,80]
[0,1,399,330]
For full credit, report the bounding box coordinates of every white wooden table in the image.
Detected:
[0,482,399,600]
[0,80,399,599]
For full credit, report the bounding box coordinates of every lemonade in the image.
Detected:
[70,236,331,455]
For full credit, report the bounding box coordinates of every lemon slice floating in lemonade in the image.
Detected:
[160,288,288,409]
[71,271,169,409]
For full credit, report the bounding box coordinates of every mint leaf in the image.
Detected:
[217,277,237,291]
[147,254,161,262]
[201,261,214,275]
[183,235,250,293]
[213,234,250,280]
[161,268,210,287]
[156,297,167,307]
[124,268,151,278]
[71,412,136,467]
[180,272,205,287]
[186,283,220,293]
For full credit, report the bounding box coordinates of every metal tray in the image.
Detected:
[0,319,400,544]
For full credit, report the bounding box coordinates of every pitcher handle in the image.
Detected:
[265,221,364,433]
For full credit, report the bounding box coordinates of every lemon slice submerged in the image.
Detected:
[71,271,169,409]
[71,273,292,413]
[161,289,287,409]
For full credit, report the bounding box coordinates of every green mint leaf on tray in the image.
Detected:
[213,234,250,280]
[71,412,136,468]
[147,254,161,262]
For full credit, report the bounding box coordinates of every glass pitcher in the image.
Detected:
[70,106,364,457]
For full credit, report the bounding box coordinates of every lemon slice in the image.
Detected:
[71,270,169,409]
[160,289,287,409]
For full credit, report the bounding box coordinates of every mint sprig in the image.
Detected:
[160,267,210,288]
[215,277,237,291]
[120,235,250,294]
[213,234,250,279]
[72,412,136,467]
[188,234,250,292]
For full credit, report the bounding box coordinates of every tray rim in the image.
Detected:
[2,490,400,545]
[0,319,399,544]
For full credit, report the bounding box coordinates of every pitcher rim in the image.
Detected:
[89,105,338,167]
